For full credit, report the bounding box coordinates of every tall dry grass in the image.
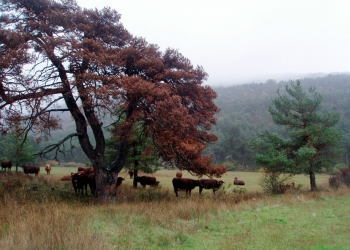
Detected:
[1,171,350,249]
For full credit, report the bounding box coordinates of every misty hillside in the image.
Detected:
[208,73,350,168]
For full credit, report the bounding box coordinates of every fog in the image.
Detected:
[79,0,350,86]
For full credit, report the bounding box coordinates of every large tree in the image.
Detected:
[0,0,225,197]
[250,81,342,191]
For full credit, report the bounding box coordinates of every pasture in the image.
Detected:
[0,167,349,249]
[47,166,331,194]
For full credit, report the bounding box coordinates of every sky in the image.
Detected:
[78,0,350,86]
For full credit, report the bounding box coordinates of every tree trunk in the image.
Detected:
[133,169,138,188]
[94,162,108,198]
[309,169,317,191]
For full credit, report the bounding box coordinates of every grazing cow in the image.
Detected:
[45,164,52,175]
[60,175,72,181]
[172,178,200,197]
[199,179,225,195]
[87,173,96,196]
[22,165,40,176]
[1,160,12,171]
[134,176,159,188]
[234,177,245,185]
[176,171,182,178]
[116,176,125,187]
[128,170,134,179]
[71,171,88,196]
[77,166,94,174]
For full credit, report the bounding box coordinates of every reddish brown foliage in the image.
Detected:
[0,0,223,196]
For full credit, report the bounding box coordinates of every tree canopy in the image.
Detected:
[0,0,225,197]
[250,81,342,191]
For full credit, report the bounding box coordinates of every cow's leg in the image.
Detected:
[199,187,203,195]
[174,188,178,197]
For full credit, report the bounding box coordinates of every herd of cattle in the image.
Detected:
[1,161,246,197]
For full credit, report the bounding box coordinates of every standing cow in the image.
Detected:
[1,160,12,171]
[45,164,52,175]
[172,178,200,197]
[199,179,225,195]
[134,176,159,188]
[71,171,88,196]
[22,165,40,176]
[128,170,134,179]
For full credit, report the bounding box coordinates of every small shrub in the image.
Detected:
[328,175,340,190]
[259,171,293,194]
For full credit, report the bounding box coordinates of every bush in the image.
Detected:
[259,171,293,194]
[338,168,350,187]
[328,175,340,190]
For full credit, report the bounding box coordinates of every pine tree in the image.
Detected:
[250,81,342,191]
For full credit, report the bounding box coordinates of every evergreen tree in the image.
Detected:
[250,81,342,191]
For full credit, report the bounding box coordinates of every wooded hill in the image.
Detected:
[207,74,350,170]
[3,74,349,168]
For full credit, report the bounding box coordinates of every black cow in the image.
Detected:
[22,165,40,176]
[116,176,125,187]
[199,179,225,195]
[1,160,12,171]
[134,176,159,188]
[172,178,200,197]
[71,171,88,196]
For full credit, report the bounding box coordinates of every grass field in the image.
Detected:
[0,168,348,250]
[46,166,330,194]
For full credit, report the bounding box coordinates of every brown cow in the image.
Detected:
[176,171,182,178]
[71,171,88,196]
[199,179,225,195]
[172,178,200,197]
[77,166,94,174]
[45,164,52,175]
[104,177,126,196]
[234,177,245,185]
[134,176,159,188]
[128,170,134,179]
[22,165,40,176]
[60,175,72,181]
[1,160,12,171]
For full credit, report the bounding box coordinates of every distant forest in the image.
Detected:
[206,74,350,170]
[1,74,349,168]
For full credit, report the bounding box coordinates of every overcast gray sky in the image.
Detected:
[79,0,350,86]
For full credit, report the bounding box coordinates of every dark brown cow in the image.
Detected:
[1,160,12,171]
[134,176,159,188]
[45,164,52,175]
[199,179,225,195]
[71,171,88,196]
[77,166,94,174]
[176,171,182,178]
[22,165,40,176]
[87,173,96,196]
[234,177,245,185]
[172,178,200,197]
[116,176,125,187]
[128,170,134,179]
[60,175,72,181]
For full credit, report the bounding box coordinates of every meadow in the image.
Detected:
[0,167,349,250]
